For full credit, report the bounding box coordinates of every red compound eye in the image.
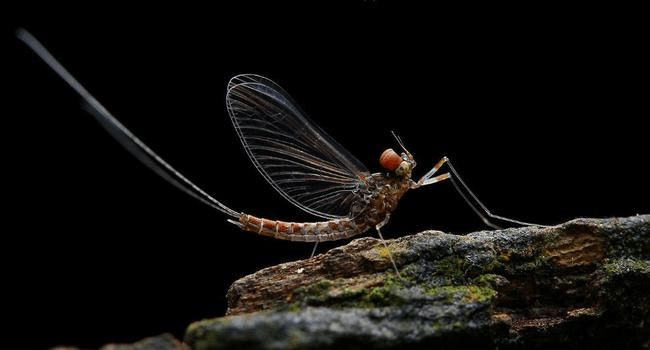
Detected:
[379,148,402,171]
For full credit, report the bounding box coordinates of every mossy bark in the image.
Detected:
[186,215,650,349]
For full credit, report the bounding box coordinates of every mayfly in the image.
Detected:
[18,29,545,276]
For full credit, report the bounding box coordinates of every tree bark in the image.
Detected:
[185,215,649,349]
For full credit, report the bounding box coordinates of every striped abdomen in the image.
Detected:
[233,213,369,242]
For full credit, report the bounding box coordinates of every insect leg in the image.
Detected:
[445,157,551,228]
[310,242,319,258]
[412,157,449,188]
[421,173,451,186]
[375,215,402,278]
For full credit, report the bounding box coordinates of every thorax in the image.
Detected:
[354,173,410,225]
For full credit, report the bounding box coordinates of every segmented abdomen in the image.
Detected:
[236,214,368,242]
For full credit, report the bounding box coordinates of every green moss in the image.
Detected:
[465,285,498,303]
[483,258,504,273]
[293,279,337,305]
[603,258,650,276]
[292,279,358,307]
[432,256,468,281]
[291,273,416,309]
[186,318,228,350]
[362,284,394,306]
[473,274,502,288]
[430,319,467,332]
[502,254,551,275]
[599,258,650,326]
[298,279,333,297]
[286,303,302,313]
[358,273,410,307]
[333,286,367,300]
[285,274,496,315]
[425,285,497,304]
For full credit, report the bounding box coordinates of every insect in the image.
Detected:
[18,29,544,276]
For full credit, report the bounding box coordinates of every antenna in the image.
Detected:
[390,130,412,156]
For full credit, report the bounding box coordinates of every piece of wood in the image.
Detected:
[186,215,649,349]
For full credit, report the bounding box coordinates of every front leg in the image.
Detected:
[412,155,550,229]
[411,156,451,189]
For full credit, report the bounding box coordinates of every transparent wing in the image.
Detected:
[226,74,371,219]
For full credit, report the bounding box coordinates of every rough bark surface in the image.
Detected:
[184,215,649,350]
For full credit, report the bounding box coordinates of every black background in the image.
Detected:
[6,3,649,349]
